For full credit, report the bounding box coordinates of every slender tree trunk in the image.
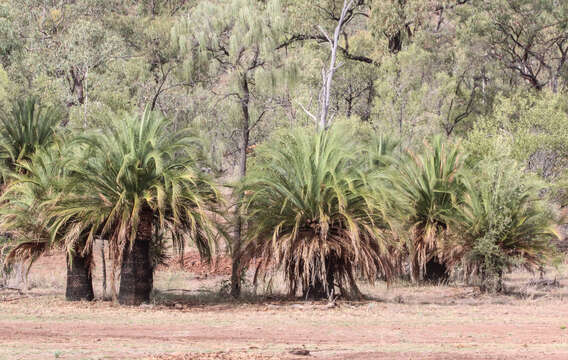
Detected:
[100,239,107,299]
[119,208,154,305]
[231,75,251,298]
[362,78,374,122]
[68,65,85,107]
[65,251,94,301]
[410,256,420,283]
[318,0,354,130]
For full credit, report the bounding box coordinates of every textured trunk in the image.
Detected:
[118,209,154,305]
[423,257,448,283]
[100,239,107,299]
[410,256,420,283]
[231,74,251,299]
[12,262,25,290]
[65,252,94,301]
[303,255,336,300]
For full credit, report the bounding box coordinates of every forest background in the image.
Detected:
[0,0,567,181]
[1,0,568,296]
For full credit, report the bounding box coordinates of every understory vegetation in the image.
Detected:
[0,0,567,303]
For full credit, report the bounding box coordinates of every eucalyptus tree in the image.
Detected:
[49,109,223,305]
[2,1,140,127]
[302,0,359,129]
[477,0,568,93]
[172,0,295,297]
[280,0,378,126]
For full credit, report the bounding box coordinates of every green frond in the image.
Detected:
[48,107,224,267]
[0,97,61,178]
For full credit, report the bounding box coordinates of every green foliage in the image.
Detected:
[448,160,558,292]
[172,0,297,173]
[0,0,566,299]
[0,147,66,268]
[0,64,13,111]
[240,124,399,298]
[467,90,568,178]
[394,136,465,280]
[48,108,223,265]
[0,97,61,178]
[365,134,400,169]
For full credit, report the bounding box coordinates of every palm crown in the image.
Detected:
[47,108,223,303]
[0,97,61,178]
[395,136,465,281]
[240,125,398,299]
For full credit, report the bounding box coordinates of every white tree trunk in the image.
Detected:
[317,0,354,130]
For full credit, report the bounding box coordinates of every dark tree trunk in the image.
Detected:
[423,257,448,283]
[304,281,323,299]
[303,255,336,300]
[67,65,85,107]
[65,252,94,301]
[362,78,374,122]
[119,209,154,305]
[409,256,447,283]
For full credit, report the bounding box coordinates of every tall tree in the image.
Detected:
[479,0,568,92]
[173,0,292,297]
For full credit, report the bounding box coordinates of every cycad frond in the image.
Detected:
[0,97,61,176]
[0,148,67,265]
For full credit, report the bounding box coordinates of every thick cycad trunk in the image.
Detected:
[303,255,337,300]
[424,257,448,283]
[410,256,448,283]
[119,209,154,305]
[65,252,94,301]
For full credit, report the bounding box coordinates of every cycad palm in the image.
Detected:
[0,97,61,179]
[395,136,464,282]
[366,135,399,169]
[0,147,95,300]
[240,126,397,299]
[0,97,63,292]
[49,109,223,304]
[1,149,61,265]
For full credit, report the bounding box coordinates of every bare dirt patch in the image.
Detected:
[2,292,568,360]
[2,254,568,359]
